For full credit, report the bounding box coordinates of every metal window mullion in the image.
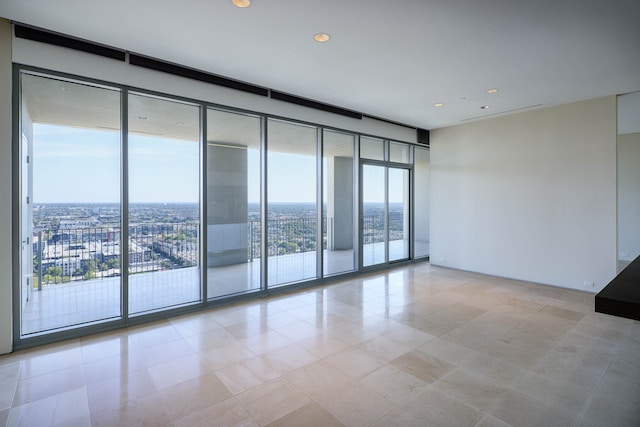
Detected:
[121,88,129,322]
[12,66,23,342]
[384,166,389,264]
[316,128,323,279]
[410,145,415,261]
[354,135,361,272]
[260,117,268,290]
[357,139,364,271]
[200,105,207,303]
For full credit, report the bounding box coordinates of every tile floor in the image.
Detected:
[2,263,639,426]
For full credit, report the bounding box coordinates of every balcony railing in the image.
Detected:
[34,223,199,289]
[33,214,406,288]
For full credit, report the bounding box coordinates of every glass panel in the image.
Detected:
[20,72,122,335]
[362,164,386,266]
[206,109,261,298]
[128,93,200,314]
[389,142,410,163]
[267,119,317,286]
[389,168,410,261]
[323,130,355,276]
[617,92,640,272]
[414,147,430,258]
[360,136,384,160]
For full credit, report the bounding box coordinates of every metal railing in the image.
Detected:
[33,214,406,288]
[249,214,405,258]
[34,223,199,289]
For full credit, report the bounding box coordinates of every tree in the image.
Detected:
[50,217,60,233]
[46,266,63,277]
[83,259,97,275]
[33,255,40,275]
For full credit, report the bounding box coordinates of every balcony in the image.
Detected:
[21,217,423,335]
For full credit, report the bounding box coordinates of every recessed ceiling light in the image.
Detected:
[232,0,251,8]
[485,88,499,94]
[314,33,331,42]
[480,105,490,110]
[433,103,444,107]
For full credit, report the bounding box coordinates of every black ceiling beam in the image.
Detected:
[129,53,269,97]
[14,23,126,61]
[270,90,363,120]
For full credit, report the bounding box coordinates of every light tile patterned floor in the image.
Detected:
[2,263,639,427]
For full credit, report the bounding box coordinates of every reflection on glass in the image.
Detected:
[267,119,318,286]
[414,147,430,258]
[362,165,386,266]
[323,130,356,276]
[617,92,640,272]
[390,142,410,164]
[128,93,200,314]
[20,72,122,335]
[389,168,410,261]
[360,136,384,160]
[207,109,262,298]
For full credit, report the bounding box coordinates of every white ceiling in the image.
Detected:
[2,0,639,130]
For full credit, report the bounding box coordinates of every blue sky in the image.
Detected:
[32,124,397,204]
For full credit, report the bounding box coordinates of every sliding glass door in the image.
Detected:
[361,164,410,267]
[323,130,356,276]
[267,119,318,286]
[206,109,262,298]
[388,168,410,262]
[127,93,201,315]
[362,164,386,267]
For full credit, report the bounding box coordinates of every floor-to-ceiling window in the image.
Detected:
[206,108,262,298]
[16,67,428,345]
[127,93,201,314]
[323,130,356,276]
[18,71,122,335]
[267,119,319,286]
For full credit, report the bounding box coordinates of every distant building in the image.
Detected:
[39,238,151,277]
[59,217,99,229]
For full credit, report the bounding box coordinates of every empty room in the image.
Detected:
[0,1,639,426]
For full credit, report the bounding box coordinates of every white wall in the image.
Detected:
[430,97,617,292]
[0,19,13,354]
